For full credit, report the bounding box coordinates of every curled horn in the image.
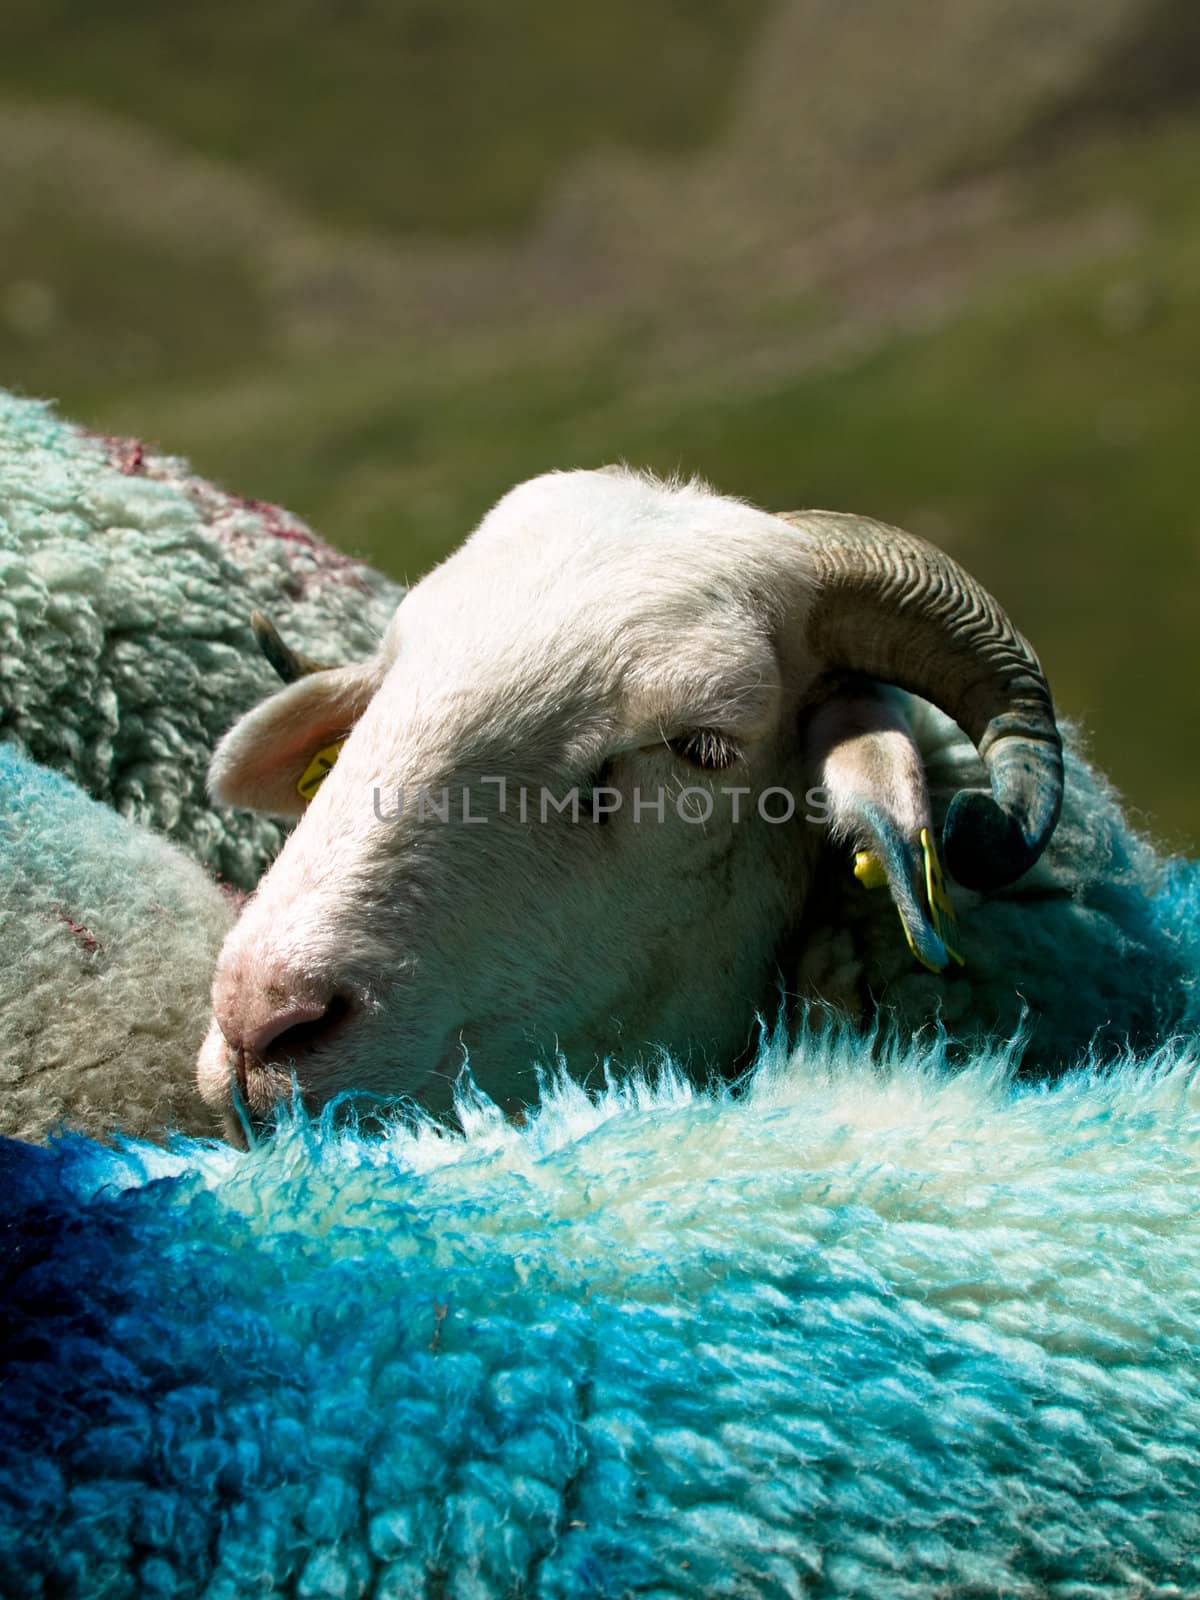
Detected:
[785,512,1063,891]
[250,611,334,684]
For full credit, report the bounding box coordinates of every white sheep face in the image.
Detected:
[197,468,917,1135]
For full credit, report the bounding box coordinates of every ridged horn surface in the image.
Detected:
[783,511,1063,890]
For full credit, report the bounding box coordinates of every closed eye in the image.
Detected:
[666,729,742,771]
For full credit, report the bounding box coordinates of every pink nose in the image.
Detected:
[213,962,353,1098]
[240,999,335,1061]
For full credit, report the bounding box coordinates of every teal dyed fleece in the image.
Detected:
[0,390,403,889]
[0,745,231,1142]
[3,1034,1200,1598]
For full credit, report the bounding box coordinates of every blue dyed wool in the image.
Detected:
[3,1020,1200,1599]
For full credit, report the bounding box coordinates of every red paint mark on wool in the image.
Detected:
[215,877,249,912]
[188,477,370,593]
[80,421,370,592]
[229,494,332,553]
[78,426,148,475]
[51,909,101,955]
[114,439,145,475]
[219,492,369,587]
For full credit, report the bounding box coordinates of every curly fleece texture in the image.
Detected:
[0,746,231,1143]
[4,1020,1200,1600]
[0,389,404,889]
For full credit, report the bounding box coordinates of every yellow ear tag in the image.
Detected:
[919,826,966,969]
[853,834,966,971]
[854,851,889,890]
[296,739,347,802]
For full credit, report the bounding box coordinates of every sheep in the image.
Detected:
[0,744,233,1143]
[0,388,404,892]
[197,467,1197,1138]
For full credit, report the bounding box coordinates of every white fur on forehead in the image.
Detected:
[382,468,814,730]
[485,464,785,555]
[413,467,812,609]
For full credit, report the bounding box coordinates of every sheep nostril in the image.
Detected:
[233,1044,250,1104]
[244,991,355,1066]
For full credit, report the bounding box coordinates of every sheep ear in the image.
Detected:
[209,661,382,817]
[805,686,960,972]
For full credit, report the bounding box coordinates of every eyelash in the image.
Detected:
[580,732,741,820]
[666,729,742,771]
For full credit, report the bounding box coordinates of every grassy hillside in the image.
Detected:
[0,0,766,234]
[1,0,1196,845]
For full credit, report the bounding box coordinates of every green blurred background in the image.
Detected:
[2,0,1196,845]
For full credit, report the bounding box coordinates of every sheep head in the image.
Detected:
[197,469,1061,1138]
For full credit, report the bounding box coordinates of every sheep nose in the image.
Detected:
[214,975,354,1099]
[239,997,345,1063]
